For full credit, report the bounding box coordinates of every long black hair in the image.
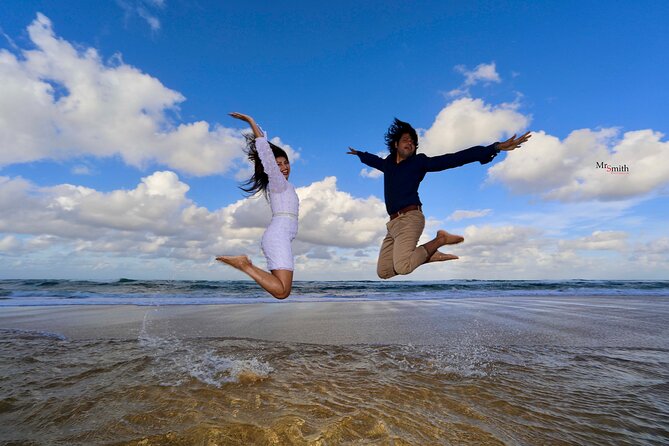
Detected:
[239,133,289,198]
[384,117,419,156]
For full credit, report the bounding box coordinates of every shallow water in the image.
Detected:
[1,322,667,445]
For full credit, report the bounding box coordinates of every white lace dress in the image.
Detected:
[255,135,299,271]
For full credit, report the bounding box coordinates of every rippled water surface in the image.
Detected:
[1,325,667,445]
[2,279,668,305]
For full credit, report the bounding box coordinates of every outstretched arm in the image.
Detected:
[425,131,532,172]
[347,147,386,172]
[229,112,264,138]
[425,143,500,172]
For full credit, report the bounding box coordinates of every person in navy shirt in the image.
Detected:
[348,118,531,279]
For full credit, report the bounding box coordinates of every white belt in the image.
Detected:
[273,212,298,219]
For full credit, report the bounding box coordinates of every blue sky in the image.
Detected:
[1,0,668,280]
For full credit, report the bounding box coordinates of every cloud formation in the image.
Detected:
[448,62,501,97]
[0,14,245,175]
[447,209,492,221]
[419,97,530,156]
[418,223,662,280]
[488,128,669,201]
[296,177,386,248]
[0,173,387,273]
[2,170,667,279]
[559,230,628,251]
[117,0,165,32]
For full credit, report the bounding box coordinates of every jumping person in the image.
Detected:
[348,118,531,279]
[217,113,298,299]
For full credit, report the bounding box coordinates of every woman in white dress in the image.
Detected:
[217,112,299,299]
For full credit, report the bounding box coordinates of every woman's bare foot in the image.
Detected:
[428,251,459,262]
[216,255,252,272]
[437,230,464,246]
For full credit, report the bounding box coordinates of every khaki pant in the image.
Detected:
[377,210,428,279]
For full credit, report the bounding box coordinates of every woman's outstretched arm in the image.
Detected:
[229,112,264,138]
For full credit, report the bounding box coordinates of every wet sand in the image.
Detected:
[2,295,668,445]
[1,295,667,347]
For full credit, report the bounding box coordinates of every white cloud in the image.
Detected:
[448,62,501,97]
[406,223,559,279]
[559,230,628,251]
[0,14,246,175]
[419,98,530,156]
[2,172,668,279]
[420,97,668,205]
[360,168,383,179]
[0,172,196,241]
[306,246,334,260]
[447,209,491,221]
[71,165,93,175]
[488,128,669,201]
[640,237,669,255]
[296,177,387,248]
[410,223,666,280]
[137,8,161,31]
[632,237,669,268]
[117,0,164,32]
[462,224,539,247]
[0,235,20,252]
[506,200,640,240]
[0,234,58,255]
[0,173,387,271]
[459,62,501,86]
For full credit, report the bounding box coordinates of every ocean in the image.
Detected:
[1,280,668,445]
[2,278,669,306]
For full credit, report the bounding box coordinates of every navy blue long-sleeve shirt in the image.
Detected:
[357,144,499,215]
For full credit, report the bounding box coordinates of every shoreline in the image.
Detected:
[1,295,667,347]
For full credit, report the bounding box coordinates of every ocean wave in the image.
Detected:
[138,312,273,387]
[0,327,68,341]
[0,279,668,306]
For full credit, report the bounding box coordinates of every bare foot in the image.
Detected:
[216,255,252,271]
[428,251,459,263]
[437,230,464,245]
